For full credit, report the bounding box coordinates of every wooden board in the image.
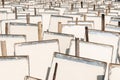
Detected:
[15,39,60,80]
[48,52,107,80]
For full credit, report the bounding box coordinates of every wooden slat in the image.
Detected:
[58,22,62,33]
[38,22,42,41]
[101,14,105,31]
[1,41,7,56]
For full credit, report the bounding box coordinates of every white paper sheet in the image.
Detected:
[0,56,29,80]
[43,31,74,53]
[48,52,107,80]
[15,40,60,80]
[49,15,73,32]
[62,24,92,39]
[0,34,26,56]
[88,29,120,63]
[9,23,38,41]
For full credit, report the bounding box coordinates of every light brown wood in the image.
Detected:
[26,13,30,24]
[38,22,42,41]
[84,15,86,21]
[5,23,9,34]
[105,9,108,15]
[1,41,7,56]
[58,22,62,33]
[2,0,4,8]
[71,3,74,11]
[76,17,78,25]
[98,10,100,16]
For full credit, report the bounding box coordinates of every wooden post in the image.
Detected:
[1,41,7,56]
[93,4,95,11]
[98,10,100,16]
[71,3,74,11]
[5,23,9,34]
[85,27,89,42]
[75,38,79,57]
[15,7,17,19]
[81,1,83,8]
[26,13,30,24]
[105,9,108,15]
[108,4,110,13]
[2,0,4,8]
[38,22,42,41]
[59,3,61,7]
[84,15,86,21]
[76,17,78,25]
[58,22,62,33]
[34,8,37,16]
[53,63,58,80]
[118,21,120,27]
[101,14,105,31]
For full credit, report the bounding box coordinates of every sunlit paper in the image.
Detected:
[9,22,38,41]
[0,34,26,56]
[48,52,107,80]
[49,15,73,32]
[0,56,29,80]
[108,64,120,80]
[88,29,120,63]
[62,24,92,39]
[43,31,74,53]
[0,19,26,34]
[15,39,60,80]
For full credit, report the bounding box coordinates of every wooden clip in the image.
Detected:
[34,8,37,16]
[53,63,58,80]
[81,1,83,8]
[108,4,111,13]
[105,9,108,16]
[2,0,4,8]
[38,22,42,41]
[15,7,17,19]
[5,23,9,34]
[76,17,78,25]
[93,4,95,11]
[26,13,30,24]
[101,14,105,31]
[58,22,62,33]
[84,15,86,21]
[85,27,89,42]
[71,3,74,11]
[118,21,120,27]
[98,10,100,16]
[75,38,79,57]
[1,41,7,56]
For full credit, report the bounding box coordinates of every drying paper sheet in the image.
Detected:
[9,23,38,41]
[43,31,74,53]
[0,34,26,56]
[48,52,107,80]
[0,56,29,80]
[49,15,73,32]
[88,29,120,63]
[15,40,60,80]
